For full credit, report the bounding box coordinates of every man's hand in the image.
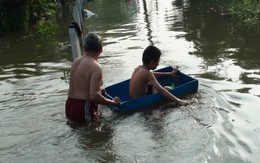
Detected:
[113,96,121,105]
[100,88,106,95]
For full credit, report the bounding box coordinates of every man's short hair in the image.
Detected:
[84,33,102,52]
[142,45,161,64]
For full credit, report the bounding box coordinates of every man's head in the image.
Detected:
[84,33,102,52]
[142,45,161,68]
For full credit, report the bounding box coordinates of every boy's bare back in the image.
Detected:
[129,65,151,98]
[129,45,188,106]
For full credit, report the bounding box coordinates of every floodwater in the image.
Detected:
[0,0,260,162]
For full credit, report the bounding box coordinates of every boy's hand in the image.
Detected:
[169,67,179,77]
[177,99,189,106]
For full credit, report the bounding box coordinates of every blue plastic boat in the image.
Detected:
[105,66,198,112]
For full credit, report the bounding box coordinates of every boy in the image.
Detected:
[66,33,121,123]
[129,45,188,106]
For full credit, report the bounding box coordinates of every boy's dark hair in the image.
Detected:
[84,33,102,52]
[142,45,161,64]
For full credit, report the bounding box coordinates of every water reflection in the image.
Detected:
[142,0,153,44]
[171,0,260,84]
[69,120,117,162]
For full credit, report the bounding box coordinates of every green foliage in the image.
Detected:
[35,18,57,38]
[60,68,70,83]
[0,0,57,36]
[32,1,57,38]
[229,0,260,27]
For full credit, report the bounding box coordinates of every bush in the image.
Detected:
[0,0,57,36]
[229,0,260,27]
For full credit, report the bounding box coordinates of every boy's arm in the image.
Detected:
[152,67,179,77]
[148,72,188,106]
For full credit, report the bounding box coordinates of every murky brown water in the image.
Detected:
[0,0,260,162]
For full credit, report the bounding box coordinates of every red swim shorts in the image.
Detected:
[65,97,99,123]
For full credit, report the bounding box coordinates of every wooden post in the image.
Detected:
[68,23,82,60]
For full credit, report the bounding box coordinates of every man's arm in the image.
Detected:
[89,67,120,106]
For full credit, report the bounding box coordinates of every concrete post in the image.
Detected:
[68,23,82,60]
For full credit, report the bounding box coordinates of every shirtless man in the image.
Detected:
[66,33,121,123]
[129,45,188,106]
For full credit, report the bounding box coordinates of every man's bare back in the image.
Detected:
[68,55,102,100]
